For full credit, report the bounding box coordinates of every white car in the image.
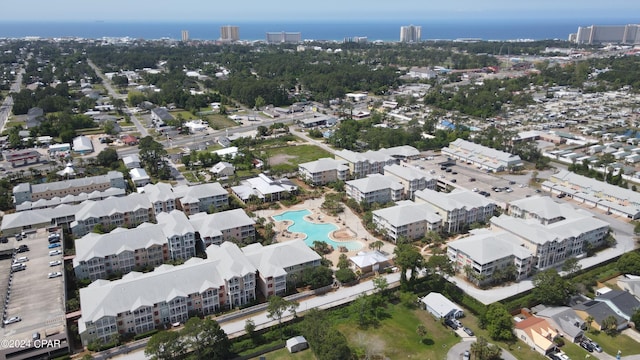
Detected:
[3,316,21,325]
[49,260,62,267]
[49,249,62,256]
[48,272,62,278]
[13,256,29,263]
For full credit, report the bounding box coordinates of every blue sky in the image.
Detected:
[5,0,639,22]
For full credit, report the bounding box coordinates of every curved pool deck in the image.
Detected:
[272,209,362,251]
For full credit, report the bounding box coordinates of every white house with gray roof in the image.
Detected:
[442,138,523,172]
[414,188,496,234]
[383,164,437,199]
[345,174,403,205]
[447,229,534,286]
[232,174,298,203]
[242,239,321,297]
[298,158,349,185]
[372,201,441,243]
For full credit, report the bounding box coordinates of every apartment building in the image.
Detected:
[73,223,169,281]
[442,138,523,172]
[345,174,403,205]
[334,145,419,179]
[383,164,437,199]
[143,183,178,215]
[242,239,322,297]
[541,169,640,219]
[372,201,442,243]
[414,188,496,234]
[232,174,298,203]
[447,229,534,286]
[78,257,227,346]
[70,193,154,237]
[220,25,239,41]
[15,187,125,212]
[157,210,197,261]
[491,213,609,270]
[173,183,229,215]
[189,208,256,246]
[205,243,257,308]
[298,158,349,186]
[13,170,126,205]
[400,25,421,43]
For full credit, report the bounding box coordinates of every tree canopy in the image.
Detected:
[532,269,576,306]
[617,251,640,275]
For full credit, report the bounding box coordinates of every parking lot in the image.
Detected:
[409,153,544,207]
[0,228,66,343]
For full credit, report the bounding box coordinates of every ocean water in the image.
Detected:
[0,18,637,42]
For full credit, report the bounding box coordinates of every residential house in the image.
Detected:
[514,317,558,355]
[349,250,392,275]
[210,161,235,177]
[573,300,627,331]
[231,174,298,203]
[122,154,141,169]
[420,292,464,319]
[150,107,174,128]
[535,306,585,343]
[594,290,640,321]
[130,168,151,187]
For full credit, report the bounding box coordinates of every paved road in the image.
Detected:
[0,67,22,134]
[447,340,517,360]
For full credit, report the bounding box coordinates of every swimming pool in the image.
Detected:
[272,209,362,251]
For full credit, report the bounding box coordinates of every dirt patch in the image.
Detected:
[269,154,296,165]
[333,228,356,240]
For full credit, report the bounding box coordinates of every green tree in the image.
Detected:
[96,148,120,168]
[481,303,515,341]
[601,315,619,335]
[337,253,350,269]
[426,254,454,277]
[631,309,640,328]
[267,295,300,338]
[393,243,424,284]
[561,257,582,274]
[138,136,169,178]
[254,95,265,110]
[302,309,352,360]
[335,268,357,283]
[470,336,502,360]
[145,330,185,360]
[302,266,334,289]
[368,240,384,251]
[416,324,427,343]
[532,269,575,306]
[617,251,640,275]
[244,319,260,344]
[182,317,230,360]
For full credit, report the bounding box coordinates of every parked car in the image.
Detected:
[3,316,21,325]
[535,189,542,193]
[463,327,474,336]
[469,178,476,182]
[32,332,40,340]
[48,272,62,279]
[444,319,459,330]
[49,260,62,267]
[451,179,457,183]
[17,244,29,253]
[509,180,516,185]
[48,243,61,249]
[463,350,470,360]
[580,341,594,352]
[13,256,28,263]
[0,236,7,243]
[49,249,62,256]
[589,342,602,353]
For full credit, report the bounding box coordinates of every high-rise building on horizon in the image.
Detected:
[569,24,640,45]
[266,31,302,44]
[400,25,422,43]
[220,25,240,42]
[181,30,189,42]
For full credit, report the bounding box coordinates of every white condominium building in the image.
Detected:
[345,174,404,205]
[298,158,349,186]
[372,201,442,243]
[442,138,523,172]
[414,188,496,234]
[383,164,437,199]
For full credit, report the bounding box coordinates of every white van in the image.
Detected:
[11,263,26,271]
[13,256,28,263]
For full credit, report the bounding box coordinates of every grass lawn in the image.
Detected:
[249,348,316,360]
[265,145,332,173]
[585,330,640,356]
[334,304,460,359]
[561,341,589,360]
[207,114,237,129]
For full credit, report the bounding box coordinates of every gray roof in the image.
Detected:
[383,164,435,182]
[151,107,174,121]
[73,223,167,267]
[346,174,403,193]
[15,187,125,211]
[79,257,225,323]
[573,300,626,326]
[14,171,124,194]
[299,158,348,173]
[447,230,533,264]
[73,135,94,152]
[595,290,640,317]
[205,242,257,280]
[535,306,584,339]
[173,183,227,203]
[445,138,522,164]
[415,188,494,212]
[189,208,255,235]
[373,202,442,227]
[74,193,151,220]
[143,182,177,203]
[551,169,640,205]
[242,239,321,277]
[158,210,195,237]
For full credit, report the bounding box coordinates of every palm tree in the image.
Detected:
[585,315,594,331]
